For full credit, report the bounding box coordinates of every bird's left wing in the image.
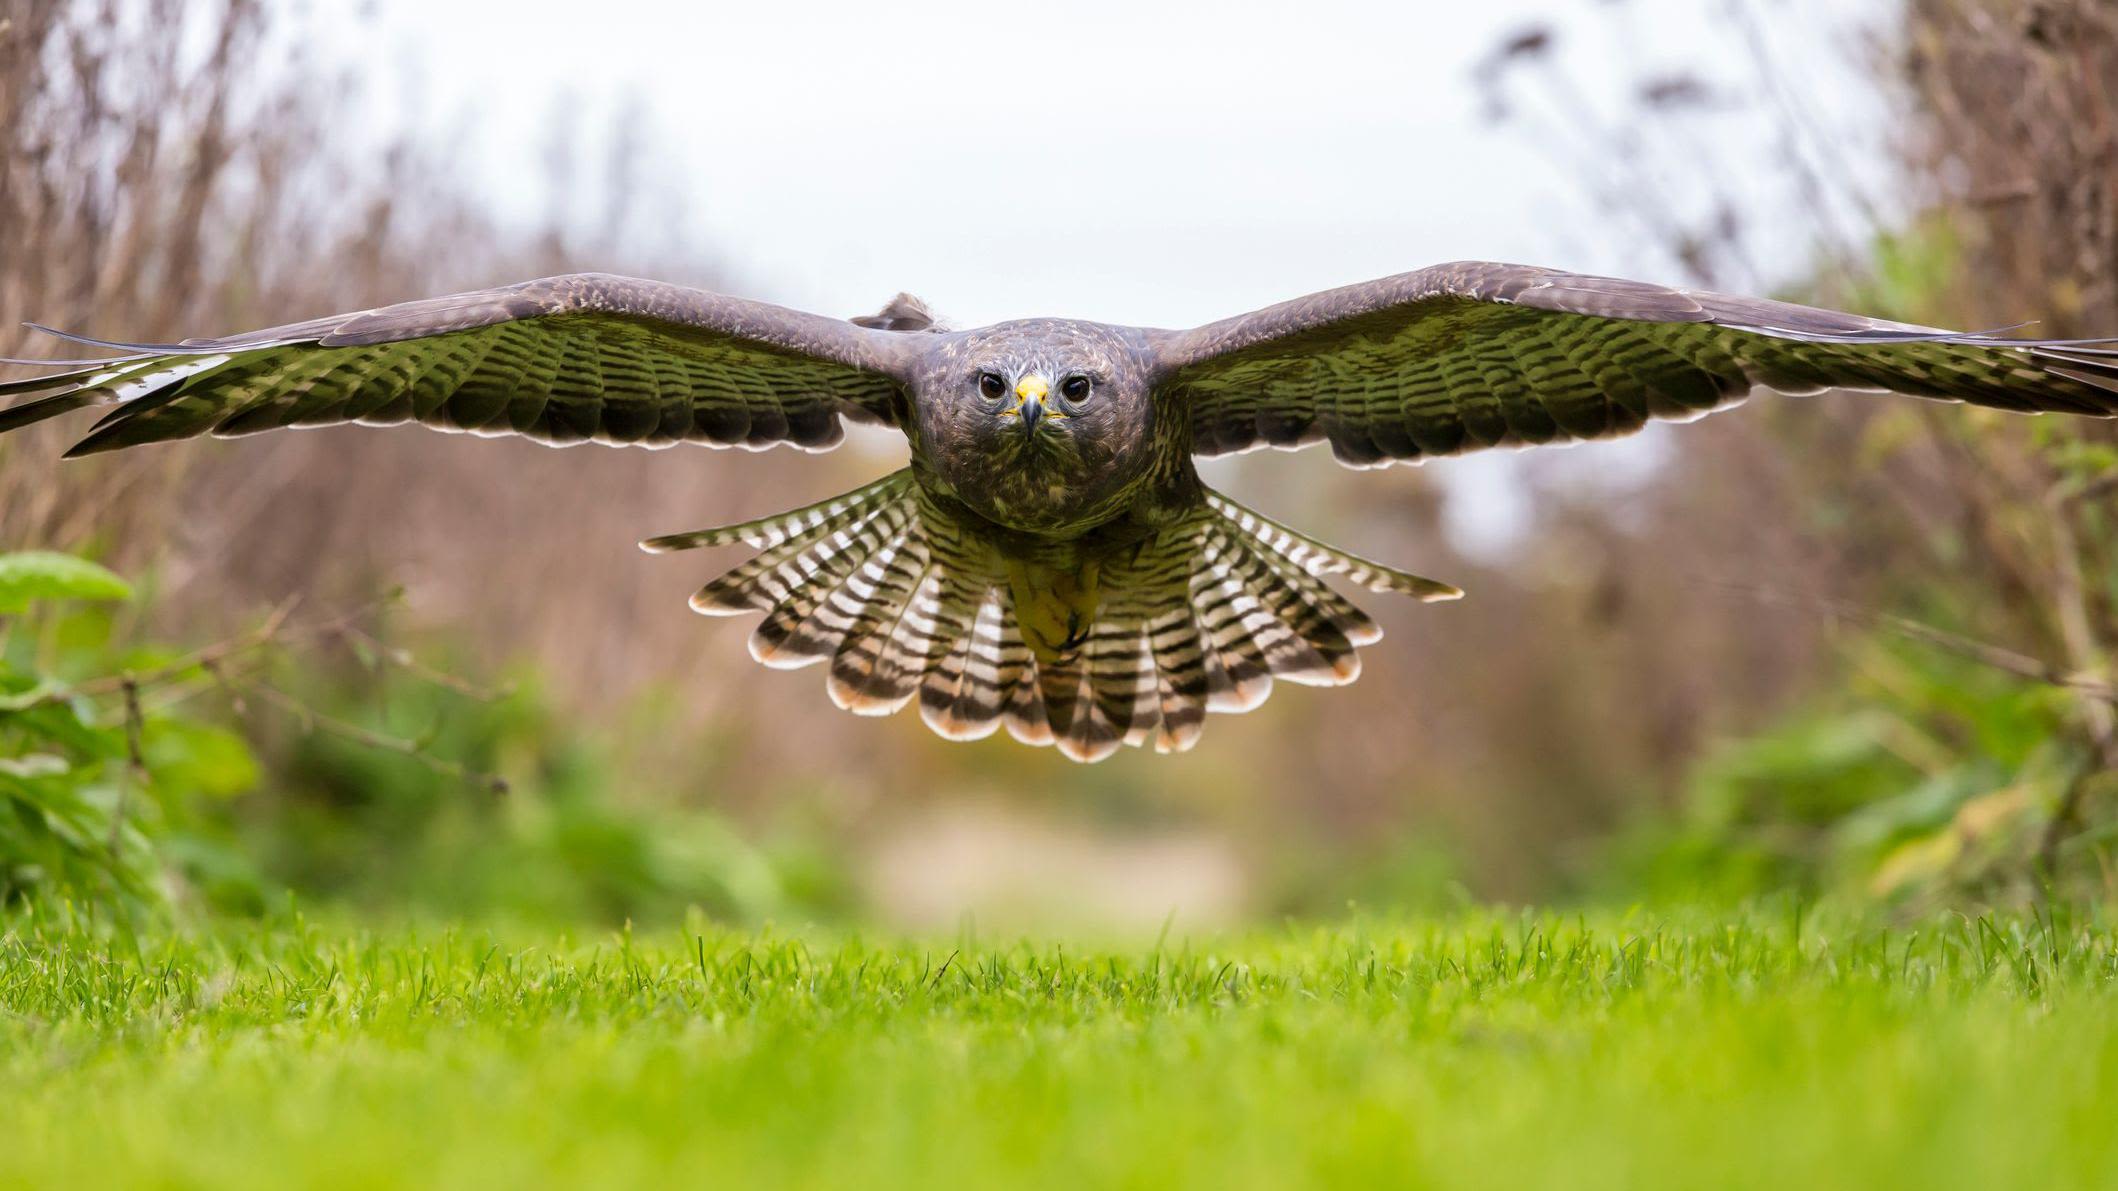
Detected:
[1150,261,2118,466]
[0,273,918,456]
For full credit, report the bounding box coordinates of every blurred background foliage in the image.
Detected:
[3,0,2117,928]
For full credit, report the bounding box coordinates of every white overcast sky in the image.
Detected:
[305,0,1898,549]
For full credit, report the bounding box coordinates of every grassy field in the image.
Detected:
[3,907,2115,1189]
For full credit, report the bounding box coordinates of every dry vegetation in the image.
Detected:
[3,0,2114,905]
[1469,0,2118,897]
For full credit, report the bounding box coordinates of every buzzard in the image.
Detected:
[5,263,2116,761]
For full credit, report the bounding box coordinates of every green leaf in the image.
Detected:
[0,754,70,780]
[142,718,261,800]
[0,551,134,613]
[0,678,69,711]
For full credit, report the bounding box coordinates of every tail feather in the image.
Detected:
[1111,622,1159,752]
[827,532,935,714]
[657,476,1461,761]
[689,502,890,614]
[1199,523,1345,686]
[998,605,1054,747]
[881,565,965,701]
[1051,619,1155,764]
[1212,523,1362,681]
[809,527,920,696]
[749,504,916,667]
[1189,535,1279,712]
[1233,525,1384,647]
[1146,608,1210,753]
[641,470,913,553]
[1116,623,1168,753]
[917,580,1001,741]
[1203,491,1463,601]
[1033,648,1093,759]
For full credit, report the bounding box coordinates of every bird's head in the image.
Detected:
[907,320,1162,533]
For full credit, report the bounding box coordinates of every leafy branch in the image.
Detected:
[1,552,507,910]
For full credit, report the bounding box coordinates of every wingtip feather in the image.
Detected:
[0,392,93,435]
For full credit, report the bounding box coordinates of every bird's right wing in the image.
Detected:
[0,273,921,456]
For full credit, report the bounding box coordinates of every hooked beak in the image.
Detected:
[1013,374,1050,437]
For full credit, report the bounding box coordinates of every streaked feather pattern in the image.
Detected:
[1158,261,2118,466]
[0,274,915,455]
[12,260,2117,761]
[646,473,1455,761]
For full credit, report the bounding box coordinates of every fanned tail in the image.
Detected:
[643,476,1461,762]
[1201,491,1465,602]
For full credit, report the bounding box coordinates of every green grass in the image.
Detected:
[4,907,2116,1189]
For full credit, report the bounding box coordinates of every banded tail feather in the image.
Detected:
[1201,491,1466,602]
[642,475,1462,762]
[639,470,915,554]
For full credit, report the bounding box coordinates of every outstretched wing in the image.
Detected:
[0,273,917,456]
[1151,261,2118,466]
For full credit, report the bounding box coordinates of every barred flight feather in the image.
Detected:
[0,286,904,458]
[12,261,2118,764]
[646,474,1452,761]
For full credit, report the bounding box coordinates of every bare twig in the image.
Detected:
[28,590,400,712]
[1705,577,2118,701]
[58,597,303,702]
[332,625,512,702]
[199,657,246,715]
[16,587,508,819]
[249,682,509,797]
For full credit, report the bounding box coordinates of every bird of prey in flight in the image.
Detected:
[5,262,2116,761]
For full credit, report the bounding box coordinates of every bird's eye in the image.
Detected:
[1060,375,1092,403]
[978,372,1007,400]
